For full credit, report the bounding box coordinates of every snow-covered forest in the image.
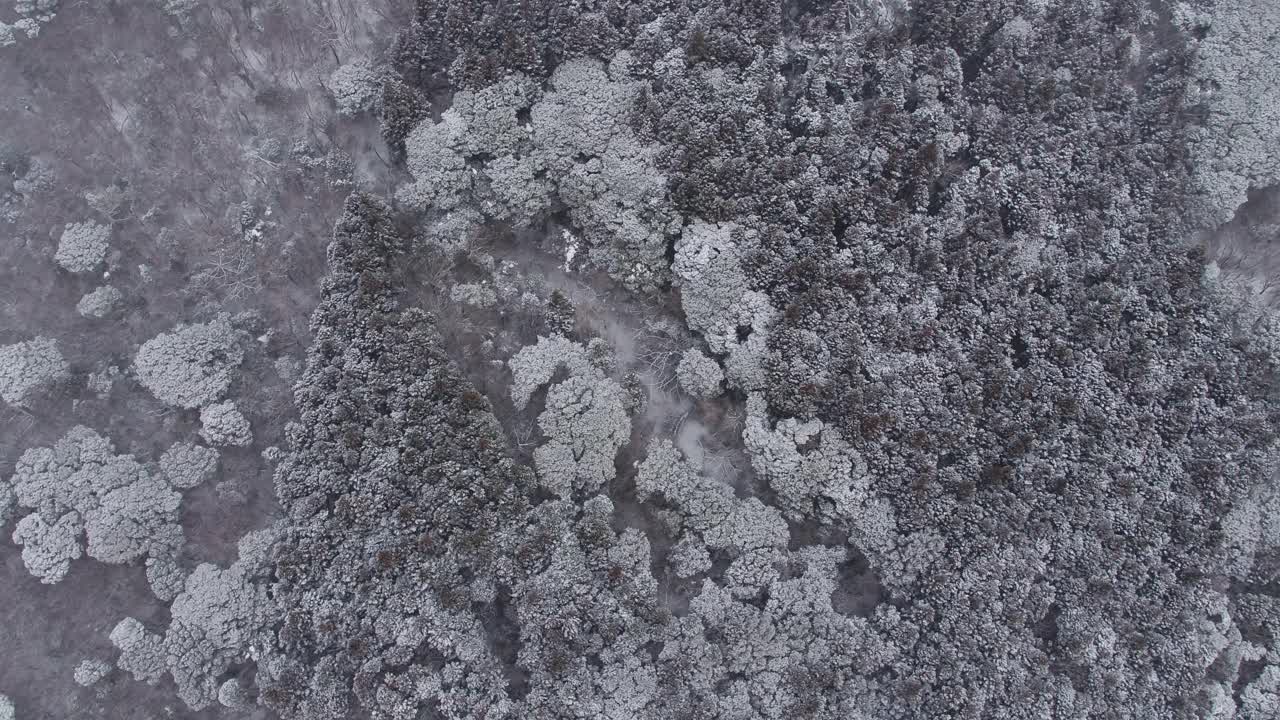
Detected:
[2,0,1280,718]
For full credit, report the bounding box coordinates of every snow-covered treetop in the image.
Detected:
[76,285,122,319]
[637,439,788,556]
[1182,0,1280,226]
[159,441,219,490]
[0,336,67,407]
[531,58,642,168]
[670,221,775,390]
[675,347,724,400]
[328,58,382,117]
[54,221,111,273]
[133,314,246,409]
[7,426,184,583]
[511,335,630,497]
[742,400,870,524]
[111,523,279,710]
[508,334,592,409]
[532,373,631,498]
[198,400,252,447]
[73,658,112,687]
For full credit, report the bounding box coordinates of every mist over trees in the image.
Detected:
[1,0,1280,719]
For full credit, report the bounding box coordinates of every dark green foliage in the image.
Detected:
[260,1,1280,718]
[379,78,427,164]
[393,0,668,91]
[261,193,537,718]
[543,289,575,338]
[625,1,1279,716]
